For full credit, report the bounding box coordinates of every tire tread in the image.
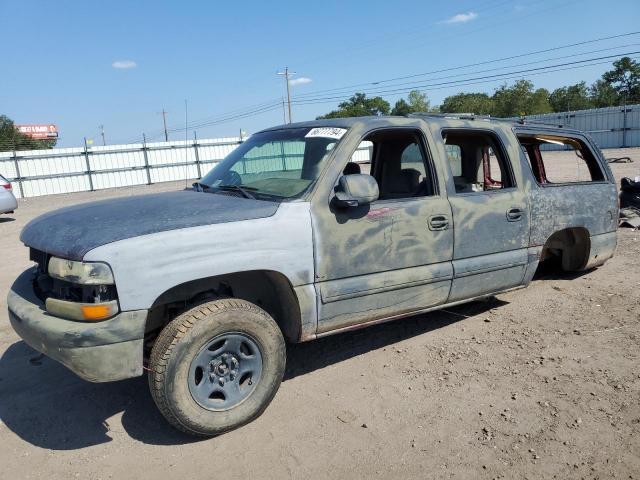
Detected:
[148,298,281,436]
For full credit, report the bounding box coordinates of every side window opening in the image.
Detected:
[364,129,435,200]
[344,140,373,175]
[516,134,605,184]
[445,145,462,177]
[442,130,514,194]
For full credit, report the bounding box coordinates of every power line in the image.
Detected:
[118,98,283,143]
[293,43,640,101]
[141,102,283,141]
[119,32,640,142]
[290,0,567,74]
[292,51,640,104]
[293,31,640,100]
[292,57,640,106]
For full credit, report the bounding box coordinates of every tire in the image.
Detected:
[148,298,286,437]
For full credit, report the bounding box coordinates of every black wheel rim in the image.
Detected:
[188,332,263,411]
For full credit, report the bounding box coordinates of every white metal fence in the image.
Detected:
[0,137,243,199]
[5,104,635,200]
[515,104,640,149]
[0,135,374,200]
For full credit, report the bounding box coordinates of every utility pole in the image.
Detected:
[99,125,106,146]
[277,67,295,123]
[281,98,287,124]
[159,109,169,141]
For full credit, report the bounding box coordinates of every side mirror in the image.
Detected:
[333,174,379,208]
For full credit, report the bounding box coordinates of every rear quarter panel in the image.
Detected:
[513,128,618,260]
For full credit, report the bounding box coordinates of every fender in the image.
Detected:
[83,202,315,312]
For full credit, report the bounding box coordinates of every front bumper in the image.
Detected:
[8,268,147,382]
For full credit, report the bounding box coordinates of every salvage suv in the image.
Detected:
[8,115,618,436]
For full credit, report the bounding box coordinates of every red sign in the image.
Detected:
[16,124,58,139]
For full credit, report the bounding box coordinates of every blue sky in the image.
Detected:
[1,0,639,146]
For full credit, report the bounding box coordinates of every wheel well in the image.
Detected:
[146,270,302,343]
[540,227,591,271]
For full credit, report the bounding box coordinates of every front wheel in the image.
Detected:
[148,298,286,436]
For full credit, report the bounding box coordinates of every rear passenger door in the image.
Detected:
[436,128,531,301]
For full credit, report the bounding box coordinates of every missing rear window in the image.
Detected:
[517,134,605,184]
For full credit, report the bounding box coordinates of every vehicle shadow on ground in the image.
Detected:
[0,217,15,223]
[0,300,503,450]
[532,260,595,281]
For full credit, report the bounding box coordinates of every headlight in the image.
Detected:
[48,257,115,285]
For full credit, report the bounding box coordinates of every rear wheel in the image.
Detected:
[148,298,286,436]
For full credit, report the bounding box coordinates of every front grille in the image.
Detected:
[29,247,49,272]
[29,248,118,304]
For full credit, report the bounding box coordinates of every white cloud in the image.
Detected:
[112,60,137,69]
[443,11,478,24]
[289,77,312,86]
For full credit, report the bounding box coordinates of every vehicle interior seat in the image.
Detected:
[343,162,361,175]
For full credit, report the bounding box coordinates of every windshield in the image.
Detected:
[199,127,347,200]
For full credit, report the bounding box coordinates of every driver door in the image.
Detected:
[311,127,454,333]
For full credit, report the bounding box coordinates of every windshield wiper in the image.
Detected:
[192,181,211,192]
[216,184,257,199]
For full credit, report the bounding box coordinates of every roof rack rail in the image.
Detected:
[407,112,514,123]
[407,112,566,128]
[513,118,565,128]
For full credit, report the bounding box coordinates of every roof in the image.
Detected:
[256,113,579,135]
[257,116,405,133]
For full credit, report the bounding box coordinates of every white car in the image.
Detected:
[0,174,18,214]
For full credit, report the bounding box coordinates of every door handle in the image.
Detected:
[429,215,449,231]
[506,208,523,222]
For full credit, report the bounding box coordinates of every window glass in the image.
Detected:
[442,130,513,193]
[362,129,434,200]
[201,127,343,199]
[400,143,428,183]
[517,135,604,184]
[350,140,373,163]
[445,145,462,177]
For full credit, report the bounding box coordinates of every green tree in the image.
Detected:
[407,90,430,112]
[0,115,57,152]
[390,90,433,115]
[492,80,552,117]
[317,93,390,119]
[549,81,593,112]
[391,98,411,116]
[602,56,640,103]
[440,92,494,115]
[589,79,620,108]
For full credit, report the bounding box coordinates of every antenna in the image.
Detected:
[157,109,169,141]
[184,99,189,188]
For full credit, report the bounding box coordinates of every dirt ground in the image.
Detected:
[0,148,639,480]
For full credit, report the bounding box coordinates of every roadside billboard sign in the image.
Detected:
[16,124,58,139]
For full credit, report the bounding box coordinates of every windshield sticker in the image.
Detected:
[305,127,347,140]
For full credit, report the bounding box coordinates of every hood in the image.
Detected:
[21,190,280,261]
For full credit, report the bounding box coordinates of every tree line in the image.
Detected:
[0,115,57,152]
[318,56,640,119]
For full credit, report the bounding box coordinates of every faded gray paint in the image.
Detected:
[84,202,315,311]
[21,190,279,261]
[9,114,619,383]
[8,268,146,382]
